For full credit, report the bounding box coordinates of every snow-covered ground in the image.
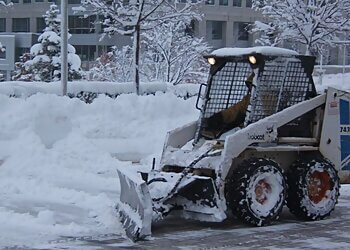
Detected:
[0,71,350,248]
[314,72,350,92]
[0,92,198,248]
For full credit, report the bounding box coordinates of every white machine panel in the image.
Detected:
[320,87,350,183]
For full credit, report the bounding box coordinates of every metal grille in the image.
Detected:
[248,58,310,124]
[278,61,310,110]
[203,62,251,118]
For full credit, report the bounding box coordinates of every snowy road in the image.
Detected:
[1,91,350,249]
[49,186,350,249]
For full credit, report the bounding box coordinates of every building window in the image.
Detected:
[69,15,96,34]
[233,0,242,7]
[35,0,44,2]
[0,47,6,59]
[36,17,46,33]
[23,0,31,3]
[0,18,6,32]
[205,0,215,5]
[207,21,224,40]
[11,0,19,3]
[238,22,250,41]
[68,0,81,3]
[246,0,252,7]
[74,45,96,61]
[219,0,228,5]
[48,0,60,4]
[12,18,30,32]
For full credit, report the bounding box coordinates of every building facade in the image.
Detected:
[0,0,131,79]
[0,0,348,80]
[196,0,262,49]
[0,0,263,79]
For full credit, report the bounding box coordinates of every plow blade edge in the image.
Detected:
[116,168,152,241]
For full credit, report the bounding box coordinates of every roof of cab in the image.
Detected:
[207,46,299,58]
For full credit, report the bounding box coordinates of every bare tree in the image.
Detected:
[143,21,210,85]
[80,0,201,94]
[252,0,350,55]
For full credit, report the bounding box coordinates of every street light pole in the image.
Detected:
[61,0,68,96]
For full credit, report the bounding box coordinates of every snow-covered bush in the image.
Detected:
[12,53,33,81]
[21,4,82,82]
[252,0,350,55]
[89,46,133,82]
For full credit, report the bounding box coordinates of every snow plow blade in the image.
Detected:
[116,168,152,241]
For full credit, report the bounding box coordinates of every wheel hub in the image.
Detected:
[307,171,331,204]
[254,179,272,204]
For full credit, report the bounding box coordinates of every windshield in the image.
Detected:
[199,61,253,140]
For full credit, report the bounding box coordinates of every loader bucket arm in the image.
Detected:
[116,168,152,241]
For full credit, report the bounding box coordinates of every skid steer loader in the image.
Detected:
[116,46,349,241]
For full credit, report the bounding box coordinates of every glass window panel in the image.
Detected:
[0,18,6,32]
[233,0,242,7]
[211,21,224,40]
[238,22,250,41]
[0,47,6,59]
[36,17,46,33]
[246,0,252,7]
[69,15,95,34]
[12,18,30,32]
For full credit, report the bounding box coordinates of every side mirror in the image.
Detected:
[196,83,207,111]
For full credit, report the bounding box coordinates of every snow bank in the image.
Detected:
[167,83,201,98]
[0,92,199,248]
[314,72,350,93]
[0,81,167,98]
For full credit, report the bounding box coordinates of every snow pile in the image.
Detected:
[0,92,199,248]
[167,83,201,98]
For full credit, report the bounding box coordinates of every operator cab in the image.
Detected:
[195,46,317,143]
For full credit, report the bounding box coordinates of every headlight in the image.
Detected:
[208,57,216,65]
[248,55,257,65]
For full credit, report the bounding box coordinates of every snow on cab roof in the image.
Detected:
[209,46,299,57]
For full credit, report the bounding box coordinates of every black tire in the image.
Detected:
[226,158,287,226]
[287,157,340,220]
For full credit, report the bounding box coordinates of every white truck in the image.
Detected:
[116,47,349,241]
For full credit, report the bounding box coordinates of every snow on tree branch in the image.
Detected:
[143,21,210,85]
[0,1,12,7]
[79,0,203,93]
[252,0,350,55]
[89,46,133,82]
